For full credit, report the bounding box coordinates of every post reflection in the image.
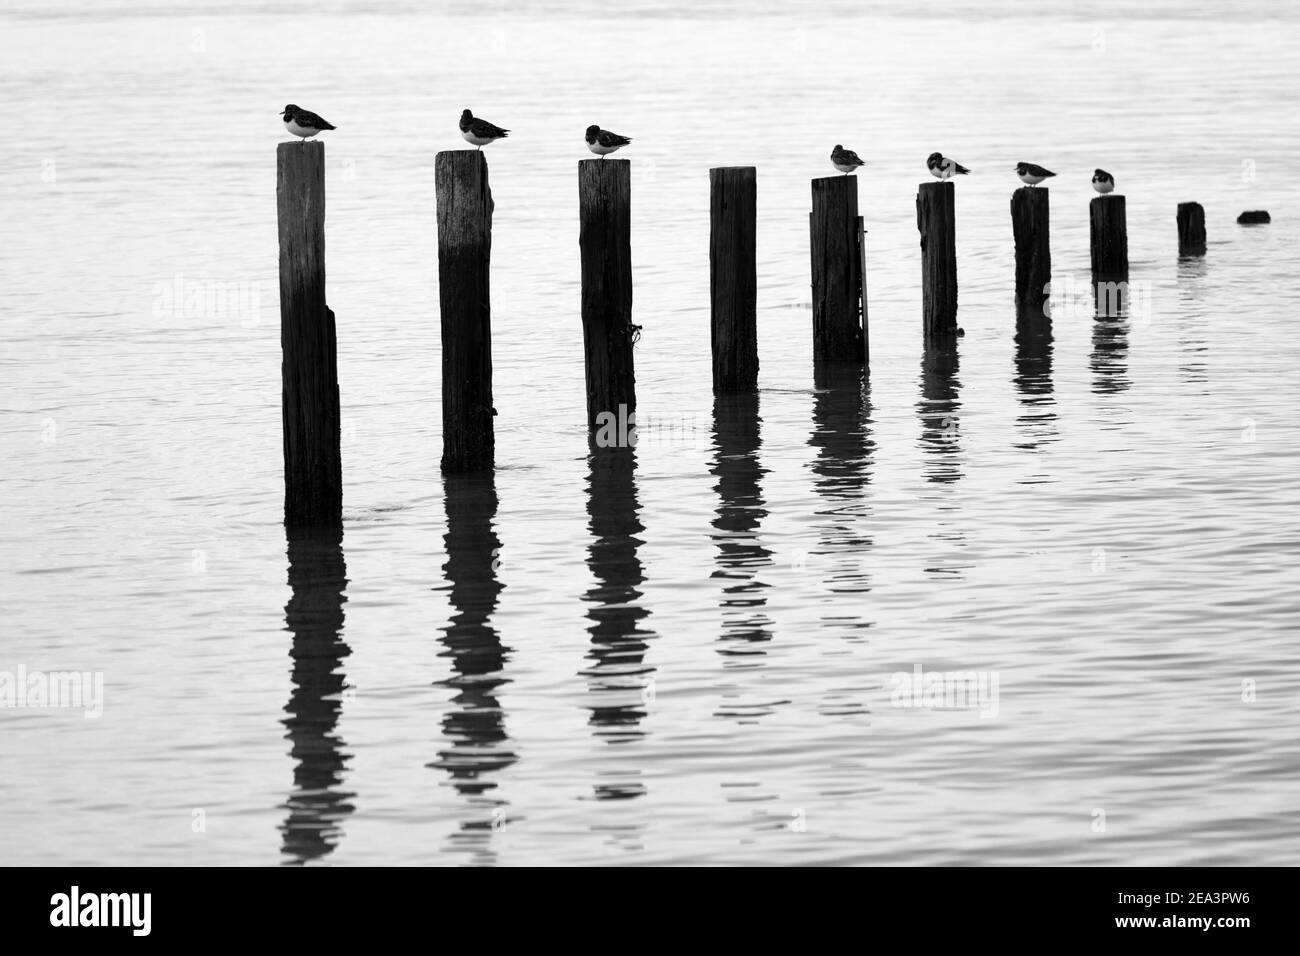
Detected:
[581,447,655,785]
[809,363,873,633]
[1176,257,1209,386]
[710,392,773,653]
[917,342,962,483]
[1013,310,1057,449]
[1091,273,1130,394]
[430,473,515,857]
[280,524,355,865]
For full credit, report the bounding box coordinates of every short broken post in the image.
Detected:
[710,166,758,393]
[579,158,637,446]
[1177,202,1207,256]
[436,149,495,473]
[810,176,866,364]
[916,181,958,339]
[1011,186,1051,317]
[277,141,342,527]
[1090,194,1129,277]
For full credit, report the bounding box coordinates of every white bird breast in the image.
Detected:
[1018,171,1046,185]
[1093,179,1115,194]
[833,162,859,173]
[462,129,495,146]
[285,119,320,138]
[931,164,952,180]
[588,141,620,155]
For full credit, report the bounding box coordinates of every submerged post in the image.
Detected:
[1089,194,1129,277]
[436,150,495,473]
[1177,202,1207,256]
[916,181,957,339]
[579,158,636,445]
[277,141,341,527]
[810,176,865,363]
[710,166,758,392]
[1011,187,1051,317]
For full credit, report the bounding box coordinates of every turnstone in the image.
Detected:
[831,144,865,175]
[1092,168,1115,194]
[927,152,971,180]
[281,105,335,142]
[460,109,509,149]
[585,125,632,158]
[1015,162,1057,186]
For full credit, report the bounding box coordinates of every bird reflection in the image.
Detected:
[430,473,515,857]
[1013,310,1057,449]
[917,342,962,483]
[1090,273,1130,393]
[581,447,655,769]
[710,392,773,653]
[280,524,355,865]
[808,364,873,633]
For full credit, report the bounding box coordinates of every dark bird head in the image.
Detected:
[460,108,473,130]
[833,144,843,152]
[927,152,944,168]
[1094,168,1112,180]
[586,125,600,143]
[1015,162,1030,174]
[282,105,298,119]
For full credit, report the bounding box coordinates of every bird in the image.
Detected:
[281,105,336,142]
[927,152,971,180]
[586,125,632,158]
[1015,162,1057,186]
[1092,168,1115,194]
[460,109,509,149]
[831,144,865,175]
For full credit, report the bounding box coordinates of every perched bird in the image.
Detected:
[1015,162,1057,186]
[281,104,336,142]
[1092,168,1115,194]
[585,125,632,158]
[831,144,865,175]
[460,109,509,149]
[927,152,971,179]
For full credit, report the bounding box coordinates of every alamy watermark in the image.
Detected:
[889,664,999,719]
[0,665,103,718]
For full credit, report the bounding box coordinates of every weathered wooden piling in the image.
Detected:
[277,141,342,527]
[1237,210,1270,225]
[916,181,958,339]
[436,150,495,473]
[1177,202,1207,255]
[1011,187,1051,317]
[710,166,758,392]
[810,176,866,363]
[579,159,636,443]
[1089,194,1129,277]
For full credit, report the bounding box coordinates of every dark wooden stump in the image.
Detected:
[1177,202,1207,255]
[1090,194,1129,277]
[810,176,865,363]
[579,159,636,445]
[277,141,342,527]
[436,150,495,473]
[1011,187,1051,318]
[710,166,758,393]
[1237,210,1270,225]
[916,181,958,339]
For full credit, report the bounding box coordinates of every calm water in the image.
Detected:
[2,0,1298,865]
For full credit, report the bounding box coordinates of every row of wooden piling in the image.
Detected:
[276,141,1217,526]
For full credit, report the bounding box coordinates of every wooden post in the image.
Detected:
[1011,187,1051,317]
[810,176,865,363]
[1089,194,1129,277]
[579,159,636,443]
[277,141,341,527]
[710,166,758,392]
[436,150,495,473]
[1178,201,1207,256]
[916,181,958,339]
[857,215,870,366]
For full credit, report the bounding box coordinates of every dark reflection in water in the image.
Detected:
[809,364,873,633]
[581,448,655,775]
[430,474,515,859]
[917,343,962,484]
[1091,274,1130,394]
[710,392,773,654]
[1014,311,1057,449]
[280,524,355,865]
[1176,257,1209,386]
